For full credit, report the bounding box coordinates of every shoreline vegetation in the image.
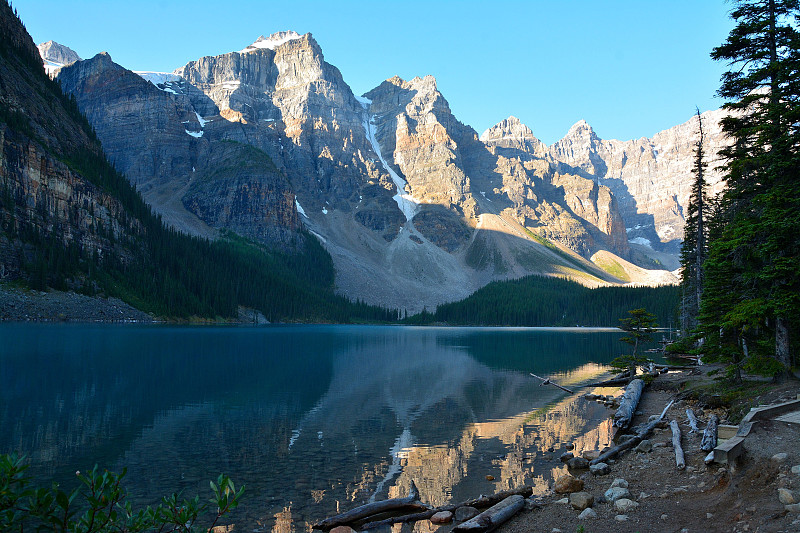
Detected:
[0,279,680,327]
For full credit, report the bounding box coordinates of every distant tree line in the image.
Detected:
[678,0,799,379]
[405,275,680,327]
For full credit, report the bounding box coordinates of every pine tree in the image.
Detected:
[679,109,709,336]
[702,0,800,377]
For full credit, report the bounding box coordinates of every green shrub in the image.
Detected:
[0,453,243,532]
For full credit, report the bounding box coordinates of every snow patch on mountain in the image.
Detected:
[360,102,419,221]
[136,71,182,85]
[629,237,652,248]
[240,31,302,53]
[295,197,308,218]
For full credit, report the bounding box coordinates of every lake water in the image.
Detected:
[0,324,628,532]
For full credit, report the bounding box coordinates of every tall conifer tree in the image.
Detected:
[702,0,800,377]
[679,109,708,336]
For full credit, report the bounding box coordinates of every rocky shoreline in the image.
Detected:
[494,368,800,533]
[0,284,155,322]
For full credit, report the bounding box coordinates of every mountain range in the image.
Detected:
[37,31,730,313]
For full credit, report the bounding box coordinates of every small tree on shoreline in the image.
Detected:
[612,308,658,376]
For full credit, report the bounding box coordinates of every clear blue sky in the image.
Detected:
[15,0,735,145]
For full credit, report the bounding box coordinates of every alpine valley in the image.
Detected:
[19,23,730,315]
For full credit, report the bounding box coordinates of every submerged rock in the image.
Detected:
[455,506,479,521]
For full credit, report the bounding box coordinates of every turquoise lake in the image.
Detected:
[0,324,634,532]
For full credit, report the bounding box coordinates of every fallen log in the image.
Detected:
[313,482,425,530]
[360,486,534,530]
[453,495,525,533]
[587,376,631,387]
[701,414,719,452]
[613,379,644,429]
[686,409,700,433]
[670,419,686,469]
[361,509,437,530]
[456,486,534,509]
[590,399,672,466]
[529,373,574,394]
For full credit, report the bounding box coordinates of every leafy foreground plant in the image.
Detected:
[0,453,243,532]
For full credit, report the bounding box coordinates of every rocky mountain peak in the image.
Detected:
[481,116,534,142]
[480,116,547,158]
[239,31,304,53]
[566,119,595,138]
[37,40,80,65]
[37,39,81,76]
[59,52,121,81]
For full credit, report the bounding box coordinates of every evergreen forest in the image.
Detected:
[678,0,799,378]
[406,276,680,328]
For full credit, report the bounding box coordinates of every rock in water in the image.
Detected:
[430,511,453,524]
[455,507,479,521]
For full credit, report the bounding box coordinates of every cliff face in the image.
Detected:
[477,115,629,259]
[549,110,729,252]
[173,32,398,229]
[57,50,303,248]
[365,78,629,259]
[0,3,139,281]
[50,30,687,312]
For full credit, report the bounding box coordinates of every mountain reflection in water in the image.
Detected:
[0,324,623,532]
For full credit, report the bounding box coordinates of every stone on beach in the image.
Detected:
[605,486,632,502]
[590,462,611,476]
[614,498,639,513]
[554,474,584,494]
[779,488,797,505]
[567,457,590,470]
[430,511,453,524]
[569,491,594,511]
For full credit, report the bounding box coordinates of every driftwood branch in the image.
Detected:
[590,399,671,466]
[313,482,425,530]
[529,373,574,394]
[453,495,525,533]
[587,369,632,387]
[686,409,700,433]
[361,509,437,530]
[701,414,719,452]
[360,486,534,530]
[613,379,644,429]
[670,419,686,469]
